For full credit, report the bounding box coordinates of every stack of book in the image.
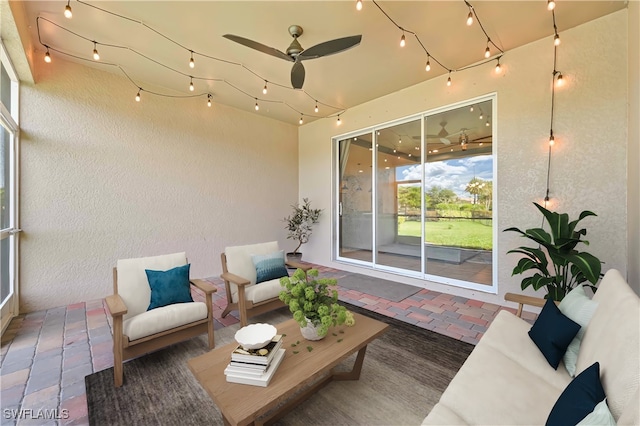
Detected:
[224,334,285,387]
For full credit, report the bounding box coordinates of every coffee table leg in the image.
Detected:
[332,345,367,381]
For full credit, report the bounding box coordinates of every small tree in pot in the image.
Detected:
[284,198,322,261]
[504,202,603,301]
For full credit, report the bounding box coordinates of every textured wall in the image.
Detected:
[19,59,298,312]
[628,1,640,293]
[299,10,630,304]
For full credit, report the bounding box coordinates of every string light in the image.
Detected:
[470,105,474,112]
[263,81,268,95]
[254,99,259,111]
[189,51,195,69]
[92,42,100,61]
[64,0,72,18]
[314,101,319,113]
[549,131,555,146]
[400,32,406,47]
[466,10,474,26]
[425,57,431,72]
[299,115,304,125]
[447,72,452,86]
[495,58,501,73]
[356,0,363,11]
[135,89,141,102]
[484,40,491,58]
[556,72,564,87]
[44,47,52,63]
[207,94,212,107]
[479,110,484,120]
[337,115,342,125]
[547,0,556,11]
[189,77,194,91]
[486,120,490,127]
[554,33,561,46]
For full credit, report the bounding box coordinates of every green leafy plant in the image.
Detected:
[283,198,322,255]
[279,268,355,338]
[504,202,602,301]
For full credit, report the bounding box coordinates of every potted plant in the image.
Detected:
[504,202,603,301]
[279,268,355,340]
[283,198,322,262]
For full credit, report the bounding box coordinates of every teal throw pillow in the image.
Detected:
[528,298,581,369]
[558,285,599,377]
[252,251,288,284]
[546,362,606,426]
[146,263,193,311]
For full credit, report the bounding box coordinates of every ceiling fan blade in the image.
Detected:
[298,35,362,60]
[440,138,451,145]
[291,61,305,89]
[223,34,293,62]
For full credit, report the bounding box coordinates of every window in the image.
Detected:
[335,95,496,292]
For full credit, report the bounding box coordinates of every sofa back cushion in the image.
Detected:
[575,269,639,420]
[116,252,188,321]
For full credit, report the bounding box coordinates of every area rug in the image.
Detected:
[85,306,473,425]
[338,272,421,302]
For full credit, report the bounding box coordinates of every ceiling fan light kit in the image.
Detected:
[223,25,362,89]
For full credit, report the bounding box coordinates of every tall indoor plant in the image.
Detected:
[504,202,602,301]
[283,198,322,261]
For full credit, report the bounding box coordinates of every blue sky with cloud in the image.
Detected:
[397,155,493,200]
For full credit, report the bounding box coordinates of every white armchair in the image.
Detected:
[105,252,216,387]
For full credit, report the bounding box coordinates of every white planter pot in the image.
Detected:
[299,318,325,341]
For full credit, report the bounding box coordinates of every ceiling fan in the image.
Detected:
[425,121,465,145]
[223,25,362,89]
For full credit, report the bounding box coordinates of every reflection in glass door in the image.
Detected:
[338,134,373,263]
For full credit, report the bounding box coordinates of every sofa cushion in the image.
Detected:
[546,362,605,426]
[123,301,207,341]
[116,252,188,320]
[529,298,581,369]
[575,269,640,420]
[577,399,616,426]
[558,285,599,376]
[252,250,288,284]
[617,387,640,425]
[146,264,193,310]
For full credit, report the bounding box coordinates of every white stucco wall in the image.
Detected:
[298,10,630,305]
[19,58,298,312]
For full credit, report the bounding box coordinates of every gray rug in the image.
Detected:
[85,306,473,425]
[338,273,421,302]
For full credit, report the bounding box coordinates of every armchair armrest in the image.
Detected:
[190,278,217,295]
[220,272,251,287]
[285,260,312,272]
[504,293,555,317]
[105,294,128,318]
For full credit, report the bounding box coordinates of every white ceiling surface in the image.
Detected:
[22,1,625,125]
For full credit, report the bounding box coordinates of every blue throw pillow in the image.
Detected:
[146,263,193,310]
[546,362,606,426]
[252,251,288,284]
[528,298,581,369]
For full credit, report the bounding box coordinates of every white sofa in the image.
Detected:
[423,269,639,425]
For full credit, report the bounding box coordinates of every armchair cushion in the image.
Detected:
[225,241,280,286]
[252,250,288,284]
[146,264,193,310]
[528,298,581,369]
[123,301,208,341]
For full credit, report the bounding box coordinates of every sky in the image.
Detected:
[397,154,493,199]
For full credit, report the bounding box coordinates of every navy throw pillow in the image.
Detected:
[146,263,193,310]
[528,298,581,369]
[546,362,606,426]
[252,251,289,284]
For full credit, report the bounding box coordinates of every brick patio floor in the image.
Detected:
[0,265,536,425]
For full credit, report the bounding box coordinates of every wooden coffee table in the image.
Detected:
[187,312,388,426]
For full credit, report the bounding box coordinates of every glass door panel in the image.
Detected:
[338,134,373,263]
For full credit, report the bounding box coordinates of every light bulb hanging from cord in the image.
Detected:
[207,94,212,107]
[556,72,564,87]
[466,9,473,26]
[254,99,259,111]
[314,101,319,113]
[299,115,304,125]
[495,58,501,73]
[470,105,474,112]
[44,47,52,63]
[135,89,141,102]
[337,115,342,125]
[189,77,194,92]
[549,131,555,146]
[189,51,195,69]
[262,81,268,95]
[64,0,72,18]
[547,0,556,11]
[484,40,491,58]
[554,33,561,46]
[92,42,100,61]
[425,56,431,72]
[400,32,406,47]
[446,72,452,86]
[356,0,362,11]
[479,110,484,120]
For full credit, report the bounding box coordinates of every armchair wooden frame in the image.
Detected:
[105,267,216,387]
[504,293,557,318]
[220,254,310,327]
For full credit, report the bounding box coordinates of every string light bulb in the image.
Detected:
[337,115,342,125]
[400,32,406,47]
[470,105,474,112]
[466,10,473,26]
[254,100,259,111]
[547,0,555,11]
[135,89,141,102]
[479,111,484,120]
[556,72,564,87]
[299,115,304,125]
[484,41,491,59]
[189,51,195,69]
[189,77,194,92]
[64,1,72,18]
[495,58,501,73]
[549,131,555,146]
[263,81,268,95]
[447,72,452,87]
[554,33,561,46]
[486,120,490,127]
[207,94,212,107]
[356,0,362,11]
[44,47,52,63]
[425,57,431,72]
[92,42,100,61]
[314,101,319,113]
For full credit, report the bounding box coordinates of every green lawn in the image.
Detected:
[398,219,493,250]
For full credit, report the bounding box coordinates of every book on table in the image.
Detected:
[224,348,286,387]
[230,335,283,365]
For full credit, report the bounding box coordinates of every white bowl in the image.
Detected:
[234,323,277,350]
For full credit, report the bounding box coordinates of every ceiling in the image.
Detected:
[20,1,625,125]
